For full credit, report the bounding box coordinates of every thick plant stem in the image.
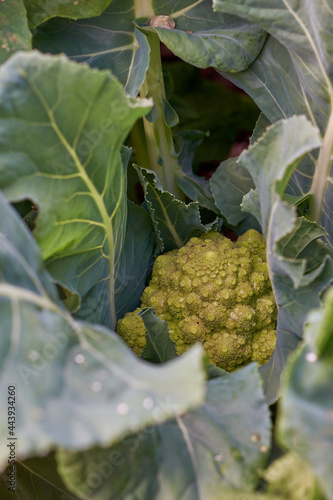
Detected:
[135,0,154,18]
[309,109,333,223]
[140,32,185,201]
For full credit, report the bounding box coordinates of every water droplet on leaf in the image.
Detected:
[117,403,129,415]
[214,452,224,462]
[26,349,40,362]
[74,353,85,364]
[143,397,154,409]
[305,352,318,363]
[250,433,260,443]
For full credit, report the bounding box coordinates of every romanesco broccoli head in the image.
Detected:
[117,230,277,371]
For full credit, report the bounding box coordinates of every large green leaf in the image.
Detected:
[33,0,266,95]
[0,51,151,330]
[76,198,157,325]
[24,0,113,28]
[1,452,80,500]
[276,217,332,273]
[240,116,321,236]
[260,222,333,405]
[115,200,157,320]
[138,0,266,73]
[140,307,178,364]
[208,115,266,233]
[238,116,333,403]
[135,166,220,252]
[0,0,31,63]
[219,36,306,123]
[278,287,333,500]
[213,0,333,130]
[210,158,256,226]
[33,0,151,97]
[57,363,270,500]
[250,113,271,145]
[214,0,333,249]
[175,129,218,213]
[0,191,207,469]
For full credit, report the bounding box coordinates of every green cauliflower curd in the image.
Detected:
[117,230,277,371]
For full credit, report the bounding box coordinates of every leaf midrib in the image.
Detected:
[0,283,152,390]
[281,0,333,101]
[176,416,200,494]
[21,69,117,329]
[149,182,184,248]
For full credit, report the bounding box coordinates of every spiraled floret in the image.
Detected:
[117,230,277,371]
[116,308,146,357]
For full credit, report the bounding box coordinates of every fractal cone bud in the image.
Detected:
[117,230,277,371]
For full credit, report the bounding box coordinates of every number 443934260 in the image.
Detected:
[8,386,16,436]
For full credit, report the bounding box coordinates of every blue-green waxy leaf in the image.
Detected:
[34,0,266,95]
[140,307,178,364]
[213,0,333,249]
[210,157,259,229]
[250,113,271,145]
[77,198,157,325]
[0,452,80,499]
[0,0,32,63]
[239,116,322,237]
[57,363,271,500]
[278,287,333,500]
[0,51,152,330]
[215,112,270,229]
[139,0,267,73]
[33,0,151,97]
[219,36,305,123]
[24,0,113,28]
[135,166,220,252]
[260,213,333,404]
[213,0,333,131]
[276,217,332,273]
[238,115,333,404]
[176,129,219,213]
[114,200,157,321]
[0,191,207,470]
[125,28,151,97]
[162,97,179,128]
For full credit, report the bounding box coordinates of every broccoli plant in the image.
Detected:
[0,1,332,499]
[118,230,277,370]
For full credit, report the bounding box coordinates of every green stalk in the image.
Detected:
[139,32,185,201]
[135,0,154,18]
[308,109,333,223]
